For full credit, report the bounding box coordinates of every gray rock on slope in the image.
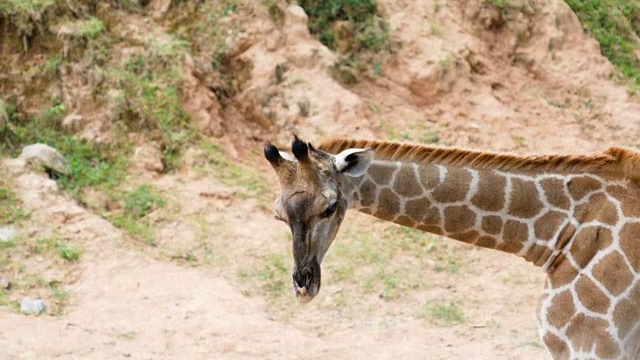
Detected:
[18,143,69,175]
[20,298,46,315]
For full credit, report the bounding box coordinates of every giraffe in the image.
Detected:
[264,136,640,359]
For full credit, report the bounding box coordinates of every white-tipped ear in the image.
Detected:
[333,148,373,177]
[279,151,295,162]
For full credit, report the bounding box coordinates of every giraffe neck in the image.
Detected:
[345,159,619,269]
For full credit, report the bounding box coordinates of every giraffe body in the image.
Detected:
[264,137,640,359]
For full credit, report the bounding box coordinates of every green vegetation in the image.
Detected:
[565,0,640,90]
[1,99,130,202]
[487,0,510,9]
[0,0,59,41]
[110,37,197,171]
[0,234,79,313]
[384,119,442,145]
[199,142,270,201]
[108,185,165,245]
[50,287,70,315]
[33,235,82,261]
[298,0,383,49]
[0,177,27,225]
[425,300,465,326]
[237,251,289,298]
[298,0,391,83]
[327,224,461,301]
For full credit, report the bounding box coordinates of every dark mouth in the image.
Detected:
[292,260,321,303]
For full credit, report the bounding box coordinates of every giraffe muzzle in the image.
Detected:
[292,259,321,303]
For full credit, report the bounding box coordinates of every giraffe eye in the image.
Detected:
[322,201,338,218]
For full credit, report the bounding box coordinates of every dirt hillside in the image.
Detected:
[2,0,640,358]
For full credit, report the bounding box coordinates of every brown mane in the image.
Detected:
[318,138,640,182]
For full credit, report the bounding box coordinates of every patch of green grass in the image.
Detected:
[324,223,462,304]
[111,39,197,171]
[123,185,166,219]
[259,252,289,295]
[566,0,640,91]
[385,120,441,145]
[0,232,80,313]
[199,142,269,201]
[0,0,58,40]
[238,251,290,298]
[486,0,510,9]
[426,300,465,326]
[57,245,81,261]
[108,185,164,245]
[298,0,390,83]
[59,17,105,40]
[50,287,70,315]
[1,99,130,202]
[32,235,82,261]
[0,177,28,225]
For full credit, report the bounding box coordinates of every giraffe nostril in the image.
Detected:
[293,266,315,289]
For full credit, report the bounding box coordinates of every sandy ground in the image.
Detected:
[3,0,640,358]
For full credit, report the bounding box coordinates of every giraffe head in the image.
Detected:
[264,136,373,303]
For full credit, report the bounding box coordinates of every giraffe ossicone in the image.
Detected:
[264,136,640,359]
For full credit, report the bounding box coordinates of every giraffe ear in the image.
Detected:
[333,148,373,177]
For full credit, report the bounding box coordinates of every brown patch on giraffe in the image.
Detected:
[501,220,528,248]
[542,332,568,357]
[532,246,555,267]
[547,290,575,328]
[417,224,443,235]
[359,179,377,208]
[569,227,612,269]
[555,223,576,251]
[573,193,619,225]
[613,298,640,340]
[449,230,479,244]
[508,178,543,218]
[443,205,476,233]
[422,207,442,227]
[534,211,567,241]
[592,251,634,296]
[524,244,550,265]
[393,165,423,197]
[608,185,640,218]
[359,207,373,215]
[405,197,433,223]
[374,188,401,219]
[568,176,603,201]
[539,178,571,210]
[620,223,640,272]
[417,164,442,191]
[548,260,579,288]
[475,235,497,248]
[395,215,417,228]
[481,216,503,235]
[566,313,620,358]
[471,171,506,211]
[606,185,628,202]
[431,168,472,203]
[575,276,610,314]
[369,163,397,185]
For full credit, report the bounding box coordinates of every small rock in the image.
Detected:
[20,298,46,315]
[19,143,69,175]
[0,226,16,242]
